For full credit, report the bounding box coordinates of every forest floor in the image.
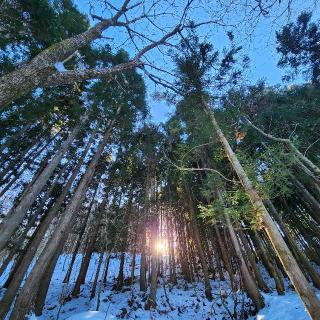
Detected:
[1,253,319,320]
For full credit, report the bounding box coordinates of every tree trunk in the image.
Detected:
[0,133,94,319]
[34,239,66,316]
[223,213,264,310]
[102,255,111,286]
[130,248,136,285]
[238,227,270,293]
[265,199,320,289]
[140,178,150,292]
[63,173,100,284]
[209,231,225,281]
[185,187,213,300]
[0,127,59,187]
[291,174,320,224]
[0,119,86,252]
[214,225,236,289]
[0,122,33,156]
[145,207,158,309]
[8,111,117,320]
[114,251,126,290]
[205,103,320,319]
[90,252,104,300]
[167,215,177,284]
[176,213,192,282]
[71,202,104,297]
[0,9,126,109]
[249,231,285,294]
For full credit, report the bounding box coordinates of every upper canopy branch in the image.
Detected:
[0,0,207,109]
[244,116,320,177]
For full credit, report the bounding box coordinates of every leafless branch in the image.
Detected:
[163,151,239,184]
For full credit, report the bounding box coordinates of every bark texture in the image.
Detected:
[205,102,320,319]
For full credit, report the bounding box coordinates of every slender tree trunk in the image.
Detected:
[249,230,285,294]
[0,140,40,183]
[140,178,150,292]
[0,123,33,156]
[0,250,15,279]
[185,187,213,300]
[8,111,118,320]
[223,212,264,310]
[265,199,320,288]
[0,125,50,182]
[186,222,198,281]
[7,159,69,248]
[167,215,177,284]
[176,214,192,282]
[63,171,100,284]
[205,103,320,319]
[62,206,93,284]
[114,251,126,290]
[202,232,215,276]
[131,248,136,285]
[214,225,235,289]
[237,227,270,293]
[209,232,225,281]
[291,174,320,224]
[114,197,132,290]
[71,205,104,297]
[139,215,147,292]
[0,133,94,319]
[216,190,264,311]
[0,118,86,252]
[96,210,109,310]
[90,252,104,300]
[0,128,60,187]
[34,239,66,316]
[102,255,111,286]
[145,204,159,309]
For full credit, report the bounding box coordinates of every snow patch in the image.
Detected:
[66,311,115,319]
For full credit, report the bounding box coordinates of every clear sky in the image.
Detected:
[73,0,319,123]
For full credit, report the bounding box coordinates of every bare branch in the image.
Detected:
[163,151,239,184]
[244,117,320,176]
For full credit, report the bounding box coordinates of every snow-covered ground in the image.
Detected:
[1,253,318,319]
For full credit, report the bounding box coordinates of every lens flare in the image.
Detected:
[156,240,167,254]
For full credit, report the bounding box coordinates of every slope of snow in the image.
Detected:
[1,253,318,319]
[255,291,318,320]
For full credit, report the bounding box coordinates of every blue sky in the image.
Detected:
[73,0,319,123]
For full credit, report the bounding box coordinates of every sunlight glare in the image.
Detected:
[156,240,167,254]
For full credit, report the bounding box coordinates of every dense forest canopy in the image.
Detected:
[0,1,320,319]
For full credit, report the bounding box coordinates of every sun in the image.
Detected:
[156,240,167,254]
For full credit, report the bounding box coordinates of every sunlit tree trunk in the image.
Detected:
[265,199,320,288]
[145,203,159,309]
[204,103,320,319]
